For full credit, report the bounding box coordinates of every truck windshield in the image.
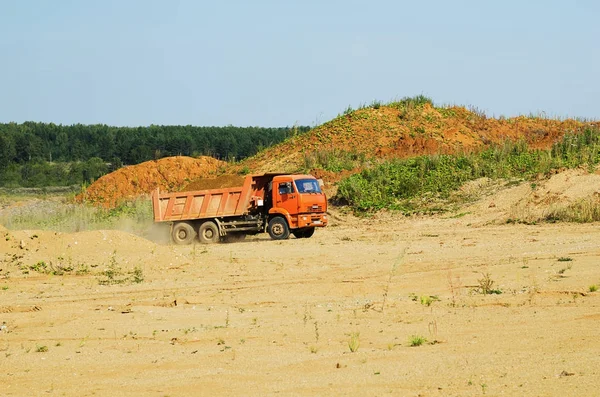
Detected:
[295,179,322,194]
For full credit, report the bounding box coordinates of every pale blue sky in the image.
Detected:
[1,0,598,127]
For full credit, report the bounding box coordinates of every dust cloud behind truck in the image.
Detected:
[151,173,328,244]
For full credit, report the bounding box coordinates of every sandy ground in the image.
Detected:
[1,206,600,396]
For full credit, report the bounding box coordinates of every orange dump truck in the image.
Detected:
[151,173,328,244]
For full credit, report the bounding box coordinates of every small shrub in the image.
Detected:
[30,261,48,273]
[98,251,127,285]
[419,295,440,306]
[35,345,48,353]
[589,285,598,292]
[476,273,502,295]
[131,266,144,284]
[409,335,427,347]
[557,257,573,262]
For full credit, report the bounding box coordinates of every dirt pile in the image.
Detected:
[78,156,225,208]
[0,228,157,278]
[461,168,600,225]
[183,175,246,191]
[237,103,596,175]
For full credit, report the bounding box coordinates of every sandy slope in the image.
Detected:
[1,206,600,396]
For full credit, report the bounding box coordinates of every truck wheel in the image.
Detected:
[268,216,290,240]
[198,221,220,244]
[172,222,196,245]
[292,227,315,239]
[302,227,315,238]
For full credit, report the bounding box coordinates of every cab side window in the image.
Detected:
[278,182,294,195]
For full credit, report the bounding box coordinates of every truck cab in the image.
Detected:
[266,174,328,239]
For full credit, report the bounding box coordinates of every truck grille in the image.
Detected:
[307,205,323,212]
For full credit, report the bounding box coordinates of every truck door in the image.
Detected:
[274,180,299,215]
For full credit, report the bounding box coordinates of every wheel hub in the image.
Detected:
[272,224,283,235]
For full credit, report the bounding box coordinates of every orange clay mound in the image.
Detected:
[237,103,596,175]
[78,156,225,208]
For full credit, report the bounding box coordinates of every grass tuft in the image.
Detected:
[476,273,502,295]
[348,332,360,353]
[409,335,427,347]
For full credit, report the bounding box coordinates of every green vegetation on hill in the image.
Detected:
[0,122,308,187]
[336,127,600,214]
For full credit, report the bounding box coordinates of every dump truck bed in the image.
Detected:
[152,175,257,222]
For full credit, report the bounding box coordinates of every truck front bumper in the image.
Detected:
[296,213,328,228]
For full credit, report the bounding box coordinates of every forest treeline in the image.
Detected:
[0,122,309,188]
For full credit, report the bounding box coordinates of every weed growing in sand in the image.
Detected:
[303,303,312,326]
[348,332,360,353]
[35,345,48,353]
[557,264,572,276]
[557,257,573,262]
[98,253,125,285]
[131,266,144,283]
[409,335,427,347]
[476,273,502,295]
[447,270,463,307]
[420,295,440,306]
[589,285,598,292]
[97,251,144,285]
[30,260,48,273]
[75,263,90,275]
[309,346,318,354]
[21,259,76,276]
[380,247,407,312]
[428,320,439,344]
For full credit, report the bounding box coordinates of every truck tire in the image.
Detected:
[172,222,196,245]
[268,216,290,240]
[293,227,315,239]
[198,221,220,244]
